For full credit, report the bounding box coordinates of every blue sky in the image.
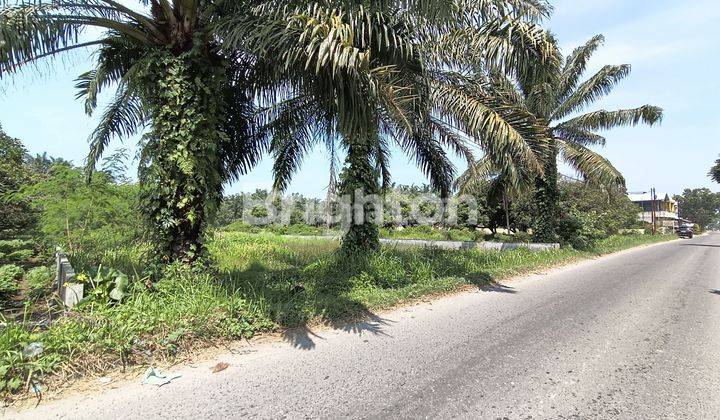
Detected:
[1,0,718,198]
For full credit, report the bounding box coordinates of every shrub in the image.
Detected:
[222,222,330,237]
[4,249,34,262]
[487,233,515,243]
[380,225,445,241]
[0,240,32,254]
[556,208,606,250]
[74,266,132,305]
[445,228,478,241]
[513,231,532,243]
[0,264,23,302]
[25,266,54,299]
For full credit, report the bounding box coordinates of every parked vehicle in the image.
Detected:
[677,225,694,239]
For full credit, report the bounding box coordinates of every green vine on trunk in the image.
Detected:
[338,139,381,253]
[137,45,227,263]
[533,137,559,243]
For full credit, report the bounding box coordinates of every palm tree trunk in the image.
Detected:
[339,138,380,253]
[502,191,511,232]
[139,51,226,263]
[533,138,559,243]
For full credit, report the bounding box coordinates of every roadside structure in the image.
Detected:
[628,191,690,233]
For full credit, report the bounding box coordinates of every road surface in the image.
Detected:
[7,234,720,419]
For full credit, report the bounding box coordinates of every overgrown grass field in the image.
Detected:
[1,232,673,399]
[221,221,532,243]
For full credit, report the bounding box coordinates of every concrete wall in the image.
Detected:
[276,234,560,252]
[379,238,559,251]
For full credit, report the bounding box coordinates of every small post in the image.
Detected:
[55,251,83,309]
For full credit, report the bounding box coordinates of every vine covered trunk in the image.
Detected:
[139,49,227,263]
[339,138,380,253]
[533,137,559,243]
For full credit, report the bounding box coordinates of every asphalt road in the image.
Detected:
[7,234,720,419]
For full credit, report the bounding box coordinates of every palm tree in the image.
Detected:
[455,154,536,233]
[220,0,556,252]
[0,1,262,262]
[24,152,72,178]
[709,156,720,183]
[460,35,663,242]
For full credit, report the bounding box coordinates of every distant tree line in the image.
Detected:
[674,189,720,230]
[215,177,644,248]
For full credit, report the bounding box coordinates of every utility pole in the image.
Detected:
[650,187,657,235]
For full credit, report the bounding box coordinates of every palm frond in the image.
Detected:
[259,96,321,192]
[0,1,156,75]
[552,125,606,146]
[560,105,663,131]
[85,85,146,179]
[558,139,624,186]
[552,64,631,120]
[431,73,548,176]
[487,69,525,107]
[556,34,604,102]
[396,129,456,198]
[454,156,494,192]
[74,35,143,115]
[221,69,267,183]
[431,19,559,81]
[429,116,477,171]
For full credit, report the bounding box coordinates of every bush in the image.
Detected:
[25,266,54,299]
[0,264,23,302]
[380,225,445,241]
[223,222,330,237]
[486,233,514,243]
[556,208,606,250]
[4,249,34,263]
[513,231,532,243]
[0,240,32,254]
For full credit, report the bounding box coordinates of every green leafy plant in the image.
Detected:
[4,249,34,263]
[19,164,141,256]
[25,266,54,300]
[0,264,23,303]
[0,240,33,254]
[556,207,606,250]
[227,1,557,253]
[78,266,131,305]
[0,126,36,239]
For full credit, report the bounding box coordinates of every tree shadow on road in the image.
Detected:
[219,258,395,350]
[430,257,518,294]
[478,281,517,293]
[280,313,394,350]
[214,242,524,351]
[681,244,720,248]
